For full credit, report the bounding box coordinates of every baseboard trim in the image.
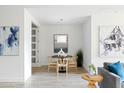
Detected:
[0,78,24,82]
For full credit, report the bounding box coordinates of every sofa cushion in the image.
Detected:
[108,62,124,81]
[121,81,124,88]
[104,62,124,70]
[104,62,111,70]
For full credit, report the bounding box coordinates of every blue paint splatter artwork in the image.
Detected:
[0,26,19,56]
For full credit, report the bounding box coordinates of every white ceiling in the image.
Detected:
[27,6,124,25]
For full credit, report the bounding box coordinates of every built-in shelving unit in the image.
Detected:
[31,23,39,67]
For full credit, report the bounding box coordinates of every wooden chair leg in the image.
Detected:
[66,66,68,76]
[57,66,59,75]
[76,67,77,72]
[48,66,49,72]
[68,67,69,73]
[66,65,68,75]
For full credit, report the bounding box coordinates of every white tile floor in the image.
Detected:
[0,72,88,88]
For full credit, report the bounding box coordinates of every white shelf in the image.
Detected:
[31,27,39,66]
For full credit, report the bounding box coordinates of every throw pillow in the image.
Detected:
[108,61,124,81]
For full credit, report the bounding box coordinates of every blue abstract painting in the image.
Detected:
[0,26,19,56]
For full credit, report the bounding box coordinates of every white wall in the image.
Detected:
[39,24,84,66]
[24,9,40,80]
[91,12,124,68]
[82,17,91,71]
[0,7,40,82]
[0,6,24,82]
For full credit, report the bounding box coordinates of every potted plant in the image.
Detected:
[88,64,96,75]
[76,50,83,67]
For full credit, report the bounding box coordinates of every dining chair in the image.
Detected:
[57,58,68,75]
[48,56,57,72]
[68,56,77,72]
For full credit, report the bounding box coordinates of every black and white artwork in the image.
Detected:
[54,34,68,53]
[100,26,124,57]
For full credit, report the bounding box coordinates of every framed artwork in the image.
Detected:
[0,26,19,56]
[99,25,124,57]
[53,34,68,53]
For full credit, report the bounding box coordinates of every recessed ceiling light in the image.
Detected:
[60,18,63,21]
[56,18,64,24]
[114,10,118,13]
